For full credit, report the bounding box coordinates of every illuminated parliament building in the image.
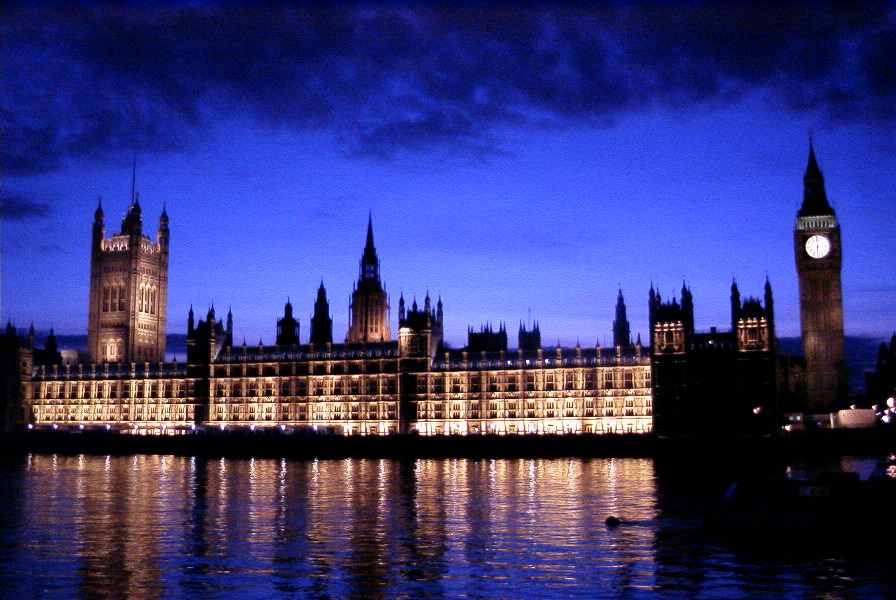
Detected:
[11,205,654,436]
[2,144,843,436]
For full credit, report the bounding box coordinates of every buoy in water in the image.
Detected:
[605,516,621,527]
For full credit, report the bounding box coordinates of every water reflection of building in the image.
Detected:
[17,213,652,436]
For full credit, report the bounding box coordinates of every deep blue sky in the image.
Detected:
[2,3,895,347]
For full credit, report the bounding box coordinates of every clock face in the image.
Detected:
[805,234,831,259]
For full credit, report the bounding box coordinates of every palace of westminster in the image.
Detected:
[1,144,848,436]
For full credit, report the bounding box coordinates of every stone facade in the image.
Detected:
[87,197,168,364]
[24,340,652,436]
[18,210,652,435]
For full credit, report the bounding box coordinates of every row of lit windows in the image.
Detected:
[213,361,400,377]
[35,405,194,422]
[420,398,651,419]
[100,283,159,314]
[213,377,397,397]
[417,421,652,436]
[416,370,650,393]
[213,402,397,421]
[40,381,192,400]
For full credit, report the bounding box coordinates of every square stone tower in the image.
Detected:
[87,197,169,363]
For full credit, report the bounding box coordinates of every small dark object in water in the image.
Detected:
[605,516,621,527]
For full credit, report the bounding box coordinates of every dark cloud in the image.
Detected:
[0,190,51,220]
[2,2,894,175]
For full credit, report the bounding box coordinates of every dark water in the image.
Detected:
[0,455,893,598]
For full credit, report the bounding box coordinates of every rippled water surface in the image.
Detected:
[0,454,893,598]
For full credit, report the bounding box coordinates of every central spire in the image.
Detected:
[347,212,390,343]
[365,211,375,250]
[360,212,380,281]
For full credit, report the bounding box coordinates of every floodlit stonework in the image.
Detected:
[87,195,169,364]
[20,211,652,435]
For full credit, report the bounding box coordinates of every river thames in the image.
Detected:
[0,454,893,598]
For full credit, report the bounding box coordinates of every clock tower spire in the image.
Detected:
[794,140,845,412]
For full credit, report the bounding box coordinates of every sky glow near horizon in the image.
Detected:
[2,3,894,346]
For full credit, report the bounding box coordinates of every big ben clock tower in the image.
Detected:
[794,142,845,412]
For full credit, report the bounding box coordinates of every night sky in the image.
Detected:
[2,2,894,348]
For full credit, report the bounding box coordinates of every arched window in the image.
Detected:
[118,286,126,311]
[111,286,118,312]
